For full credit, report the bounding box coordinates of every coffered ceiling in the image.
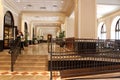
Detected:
[14,0,74,13]
[8,0,74,28]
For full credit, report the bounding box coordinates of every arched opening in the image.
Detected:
[98,22,106,39]
[111,16,120,39]
[47,34,52,42]
[115,18,120,40]
[24,22,28,46]
[32,28,35,44]
[4,11,14,49]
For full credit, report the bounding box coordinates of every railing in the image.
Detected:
[9,38,21,71]
[48,38,120,79]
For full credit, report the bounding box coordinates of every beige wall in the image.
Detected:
[0,0,20,40]
[74,0,79,38]
[66,13,75,38]
[98,10,120,39]
[3,0,19,27]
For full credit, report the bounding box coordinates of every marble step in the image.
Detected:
[0,61,11,65]
[0,54,11,62]
[0,55,10,58]
[14,63,48,67]
[16,59,48,63]
[14,66,48,71]
[0,54,48,71]
[0,59,11,61]
[15,55,48,71]
[0,66,10,71]
[18,55,48,59]
[0,54,11,71]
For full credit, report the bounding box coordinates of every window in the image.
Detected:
[101,24,106,39]
[115,19,120,40]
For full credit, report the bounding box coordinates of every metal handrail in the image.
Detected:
[9,38,21,71]
[48,38,120,79]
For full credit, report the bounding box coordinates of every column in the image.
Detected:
[75,0,97,38]
[0,0,4,40]
[0,0,4,51]
[74,0,79,38]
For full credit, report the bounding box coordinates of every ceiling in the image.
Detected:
[97,0,120,18]
[4,0,120,29]
[3,0,120,38]
[10,0,74,28]
[14,0,74,13]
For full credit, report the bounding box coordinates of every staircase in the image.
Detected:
[0,54,11,71]
[0,53,48,72]
[14,55,48,71]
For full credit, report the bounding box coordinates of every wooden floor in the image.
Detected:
[0,43,120,80]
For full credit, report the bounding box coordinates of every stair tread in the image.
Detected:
[16,61,47,63]
[14,65,47,67]
[0,54,48,72]
[18,55,48,57]
[15,63,48,67]
[0,65,11,67]
[0,61,11,62]
[17,58,48,60]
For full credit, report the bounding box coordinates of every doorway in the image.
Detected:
[4,11,14,49]
[47,34,52,42]
[24,22,28,46]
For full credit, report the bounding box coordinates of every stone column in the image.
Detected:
[74,0,79,38]
[75,0,97,38]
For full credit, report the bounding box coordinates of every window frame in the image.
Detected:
[115,19,120,40]
[101,24,106,39]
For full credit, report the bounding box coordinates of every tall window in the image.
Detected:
[101,24,106,39]
[115,19,120,40]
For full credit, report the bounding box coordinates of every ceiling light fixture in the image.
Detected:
[40,7,46,9]
[61,0,64,3]
[27,4,32,7]
[35,16,39,18]
[53,5,57,7]
[23,7,26,9]
[15,0,20,2]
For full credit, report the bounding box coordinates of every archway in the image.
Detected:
[32,28,35,44]
[98,22,106,39]
[111,16,120,39]
[47,34,52,42]
[4,11,14,49]
[24,22,28,46]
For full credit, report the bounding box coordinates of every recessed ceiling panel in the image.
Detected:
[13,0,73,12]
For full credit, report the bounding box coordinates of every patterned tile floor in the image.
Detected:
[0,71,61,80]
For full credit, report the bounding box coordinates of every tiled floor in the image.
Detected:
[0,71,61,80]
